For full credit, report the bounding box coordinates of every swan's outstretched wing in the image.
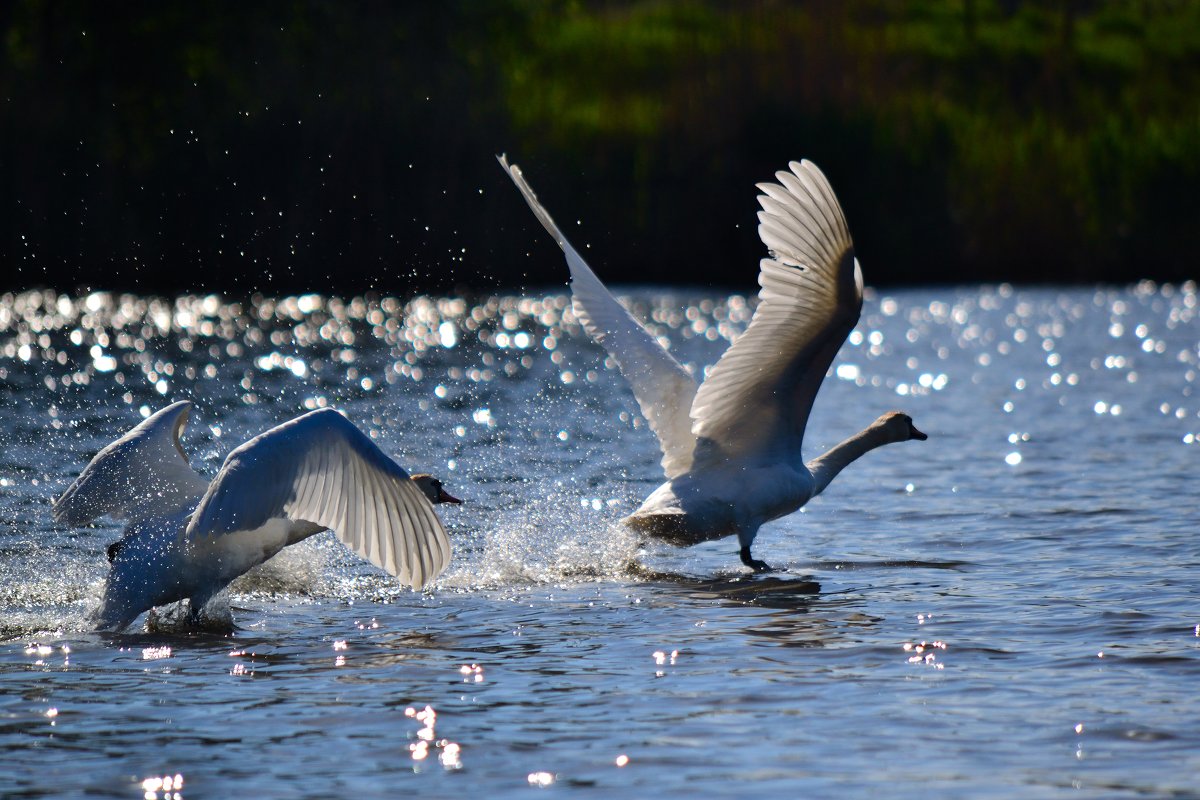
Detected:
[690,160,862,468]
[185,409,451,589]
[53,401,210,526]
[499,155,699,477]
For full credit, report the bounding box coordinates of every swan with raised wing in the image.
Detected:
[499,156,925,571]
[53,401,459,630]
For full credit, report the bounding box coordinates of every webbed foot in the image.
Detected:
[739,546,774,573]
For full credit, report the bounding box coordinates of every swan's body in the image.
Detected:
[624,462,814,547]
[53,402,459,630]
[500,156,926,570]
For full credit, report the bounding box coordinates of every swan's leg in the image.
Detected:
[739,545,773,572]
[736,523,773,572]
[186,591,216,626]
[106,538,125,563]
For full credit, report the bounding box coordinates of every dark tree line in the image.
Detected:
[3,1,1198,295]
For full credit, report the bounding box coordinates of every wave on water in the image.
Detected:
[0,542,107,639]
[443,490,644,589]
[0,496,649,639]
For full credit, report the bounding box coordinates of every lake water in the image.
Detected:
[2,282,1198,798]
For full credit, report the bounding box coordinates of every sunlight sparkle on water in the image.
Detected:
[903,641,947,669]
[653,649,679,677]
[835,363,860,381]
[528,772,556,787]
[6,284,1189,454]
[652,649,679,666]
[141,773,184,800]
[403,705,462,770]
[440,742,463,769]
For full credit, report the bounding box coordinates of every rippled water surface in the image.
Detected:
[2,283,1199,798]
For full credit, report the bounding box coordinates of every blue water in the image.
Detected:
[2,283,1198,798]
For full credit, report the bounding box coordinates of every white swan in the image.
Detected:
[53,401,459,630]
[499,156,926,571]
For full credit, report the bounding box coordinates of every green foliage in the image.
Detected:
[489,0,1200,281]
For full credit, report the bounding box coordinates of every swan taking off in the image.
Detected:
[499,156,926,571]
[53,401,459,631]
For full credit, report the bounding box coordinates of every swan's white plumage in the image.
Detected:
[501,156,924,570]
[53,402,454,629]
[690,162,862,468]
[498,155,700,478]
[186,408,451,589]
[501,158,861,473]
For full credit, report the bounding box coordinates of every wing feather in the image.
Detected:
[365,464,387,574]
[690,160,862,468]
[185,408,451,589]
[499,155,700,478]
[52,401,210,526]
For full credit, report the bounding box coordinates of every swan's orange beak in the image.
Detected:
[437,487,462,504]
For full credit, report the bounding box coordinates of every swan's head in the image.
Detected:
[410,474,462,505]
[872,412,927,443]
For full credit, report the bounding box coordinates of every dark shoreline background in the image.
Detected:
[4,1,1198,294]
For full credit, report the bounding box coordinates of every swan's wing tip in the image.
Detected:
[49,497,74,525]
[499,157,701,476]
[53,401,208,527]
[408,530,453,591]
[497,153,523,182]
[791,159,819,176]
[155,399,193,415]
[689,158,859,463]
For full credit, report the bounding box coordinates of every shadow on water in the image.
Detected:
[629,556,967,609]
[806,558,972,571]
[674,575,822,610]
[637,570,893,649]
[628,560,821,610]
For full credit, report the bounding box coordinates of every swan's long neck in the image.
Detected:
[805,425,893,498]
